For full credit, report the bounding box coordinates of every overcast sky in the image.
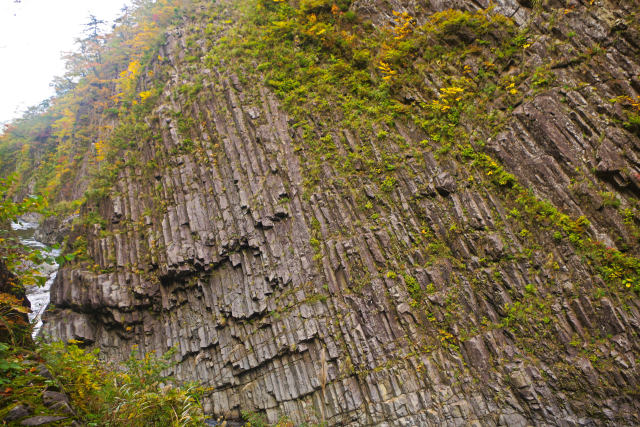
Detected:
[0,0,131,126]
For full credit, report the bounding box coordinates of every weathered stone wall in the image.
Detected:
[43,0,640,425]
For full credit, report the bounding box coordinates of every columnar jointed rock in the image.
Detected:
[43,0,640,425]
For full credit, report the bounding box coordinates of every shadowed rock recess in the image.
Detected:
[39,0,640,425]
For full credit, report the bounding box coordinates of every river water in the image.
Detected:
[11,219,60,337]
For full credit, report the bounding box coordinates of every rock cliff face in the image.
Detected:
[41,0,640,425]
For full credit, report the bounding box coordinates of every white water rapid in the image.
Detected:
[11,219,60,337]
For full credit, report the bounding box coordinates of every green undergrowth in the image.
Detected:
[241,409,322,427]
[1,341,208,426]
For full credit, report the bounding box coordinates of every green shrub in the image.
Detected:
[343,10,356,22]
[40,342,207,426]
[624,113,640,135]
[242,410,269,427]
[300,0,332,13]
[381,176,396,192]
[352,49,371,68]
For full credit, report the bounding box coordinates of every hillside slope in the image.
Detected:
[2,0,639,425]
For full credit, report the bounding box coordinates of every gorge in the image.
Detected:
[1,0,640,425]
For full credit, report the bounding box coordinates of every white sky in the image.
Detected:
[0,0,131,126]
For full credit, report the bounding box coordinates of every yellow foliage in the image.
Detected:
[52,107,75,141]
[130,22,159,52]
[94,140,106,163]
[427,86,469,112]
[0,292,30,314]
[439,86,465,97]
[392,10,414,40]
[118,60,142,99]
[620,95,640,113]
[377,60,397,81]
[430,99,451,112]
[139,90,153,102]
[611,95,640,113]
[124,60,141,77]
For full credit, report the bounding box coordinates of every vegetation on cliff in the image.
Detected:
[0,184,207,424]
[195,0,640,375]
[0,0,639,424]
[0,2,210,424]
[0,0,188,205]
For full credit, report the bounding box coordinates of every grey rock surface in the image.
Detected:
[20,416,68,426]
[4,404,33,422]
[40,0,640,425]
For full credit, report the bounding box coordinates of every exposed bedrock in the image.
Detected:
[43,0,640,425]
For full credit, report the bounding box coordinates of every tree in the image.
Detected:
[84,14,106,40]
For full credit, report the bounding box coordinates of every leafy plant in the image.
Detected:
[40,342,208,426]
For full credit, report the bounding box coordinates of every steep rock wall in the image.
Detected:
[43,0,640,425]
